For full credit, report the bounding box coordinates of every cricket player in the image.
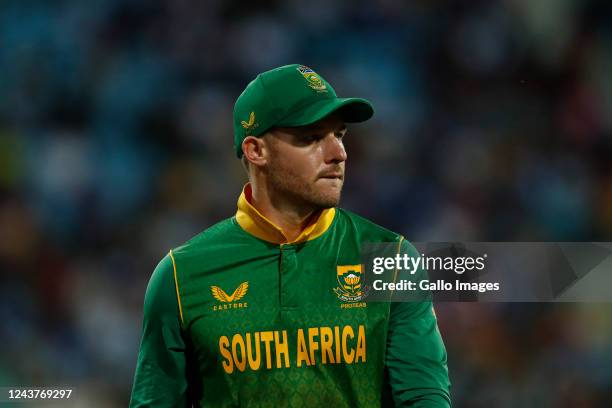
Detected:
[130,64,450,407]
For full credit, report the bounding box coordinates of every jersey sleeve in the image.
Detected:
[385,240,451,407]
[130,253,191,407]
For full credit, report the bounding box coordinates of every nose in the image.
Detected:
[323,133,347,164]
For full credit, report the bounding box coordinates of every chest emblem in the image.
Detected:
[211,282,249,311]
[333,265,369,304]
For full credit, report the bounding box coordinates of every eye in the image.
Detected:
[303,134,322,143]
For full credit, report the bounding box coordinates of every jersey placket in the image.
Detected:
[279,243,300,311]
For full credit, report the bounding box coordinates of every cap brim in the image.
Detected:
[276,97,374,127]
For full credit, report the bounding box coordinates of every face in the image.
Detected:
[263,114,348,210]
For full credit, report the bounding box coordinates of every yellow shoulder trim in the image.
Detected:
[390,236,405,302]
[169,249,184,325]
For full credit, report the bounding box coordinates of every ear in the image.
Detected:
[242,136,267,168]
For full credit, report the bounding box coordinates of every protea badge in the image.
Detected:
[334,265,369,302]
[296,65,327,91]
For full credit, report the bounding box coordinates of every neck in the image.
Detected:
[250,179,319,242]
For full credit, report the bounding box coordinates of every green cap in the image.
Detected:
[233,64,374,157]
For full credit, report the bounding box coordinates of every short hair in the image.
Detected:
[241,154,250,176]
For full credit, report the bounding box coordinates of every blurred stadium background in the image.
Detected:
[1,0,612,406]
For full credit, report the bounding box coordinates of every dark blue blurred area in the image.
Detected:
[1,0,612,406]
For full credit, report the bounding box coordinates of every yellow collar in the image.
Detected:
[235,184,336,244]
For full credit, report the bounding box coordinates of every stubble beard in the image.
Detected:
[266,162,343,211]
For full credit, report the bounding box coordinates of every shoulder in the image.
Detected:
[170,216,242,258]
[143,254,179,317]
[335,208,403,243]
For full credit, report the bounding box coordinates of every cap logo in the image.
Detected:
[241,111,259,133]
[297,65,327,92]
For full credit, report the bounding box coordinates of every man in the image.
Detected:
[130,64,450,407]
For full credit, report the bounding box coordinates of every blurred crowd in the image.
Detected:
[1,0,611,406]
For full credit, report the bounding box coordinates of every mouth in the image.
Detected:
[319,173,344,180]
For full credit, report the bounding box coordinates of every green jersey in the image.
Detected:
[130,185,450,407]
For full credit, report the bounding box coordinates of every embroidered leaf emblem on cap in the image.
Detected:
[240,111,258,132]
[296,65,327,91]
